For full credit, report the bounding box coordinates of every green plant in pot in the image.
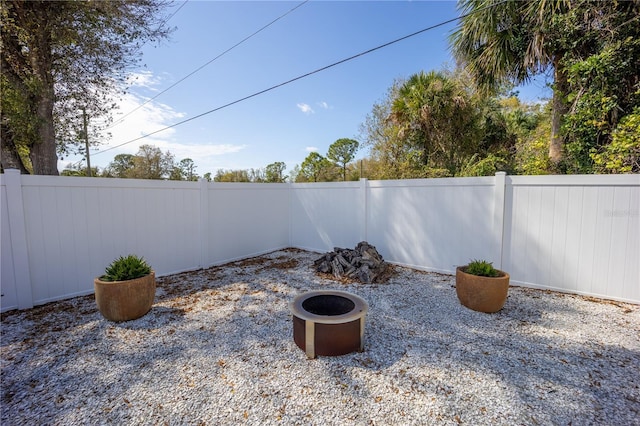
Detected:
[94,255,155,322]
[456,259,510,313]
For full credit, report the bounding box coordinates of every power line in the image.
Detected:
[93,0,507,157]
[162,0,189,27]
[106,0,310,130]
[126,1,189,62]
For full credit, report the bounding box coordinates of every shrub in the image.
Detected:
[464,259,500,277]
[101,255,152,282]
[590,108,640,173]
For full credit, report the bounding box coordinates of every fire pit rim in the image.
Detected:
[289,290,368,324]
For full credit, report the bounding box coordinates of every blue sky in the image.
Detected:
[65,0,552,177]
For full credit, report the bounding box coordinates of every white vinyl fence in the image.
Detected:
[1,169,638,311]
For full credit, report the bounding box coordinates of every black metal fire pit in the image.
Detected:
[289,290,368,359]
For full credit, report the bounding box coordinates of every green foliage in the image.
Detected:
[591,109,640,174]
[390,71,485,176]
[298,152,336,182]
[327,138,359,181]
[104,154,136,178]
[516,133,552,175]
[512,103,553,175]
[214,169,254,182]
[103,150,204,181]
[101,255,152,282]
[458,152,513,177]
[102,144,175,180]
[563,36,640,173]
[359,79,416,179]
[265,161,287,183]
[464,260,500,277]
[170,158,198,181]
[128,145,175,180]
[1,0,172,174]
[60,164,101,177]
[451,0,559,95]
[451,0,640,169]
[0,74,37,173]
[361,70,518,179]
[207,162,287,183]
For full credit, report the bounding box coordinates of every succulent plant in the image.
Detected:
[101,255,152,282]
[464,259,500,277]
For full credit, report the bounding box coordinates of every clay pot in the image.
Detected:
[94,272,155,322]
[455,267,509,313]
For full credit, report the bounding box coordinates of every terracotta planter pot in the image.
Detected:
[94,272,155,322]
[455,267,509,313]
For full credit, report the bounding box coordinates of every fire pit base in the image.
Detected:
[289,290,368,359]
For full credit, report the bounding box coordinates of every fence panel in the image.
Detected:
[290,182,363,252]
[365,178,498,273]
[18,176,202,306]
[503,175,640,302]
[206,183,290,265]
[1,172,638,311]
[0,181,18,311]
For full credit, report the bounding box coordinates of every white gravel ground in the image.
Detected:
[1,248,639,426]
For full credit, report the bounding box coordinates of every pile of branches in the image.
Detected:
[314,241,388,284]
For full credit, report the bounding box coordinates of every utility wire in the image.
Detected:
[93,0,507,156]
[162,0,189,27]
[106,0,310,130]
[80,1,188,131]
[125,1,189,64]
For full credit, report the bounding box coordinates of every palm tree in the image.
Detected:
[450,0,569,168]
[390,71,481,176]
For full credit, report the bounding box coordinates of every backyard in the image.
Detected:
[1,248,639,425]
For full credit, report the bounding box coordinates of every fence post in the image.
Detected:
[3,169,33,309]
[493,172,507,270]
[360,178,368,243]
[199,178,209,269]
[288,181,293,248]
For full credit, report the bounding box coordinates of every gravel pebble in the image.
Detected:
[2,249,639,425]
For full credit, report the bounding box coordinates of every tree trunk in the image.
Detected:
[28,8,59,176]
[29,88,58,175]
[0,122,30,174]
[549,60,569,170]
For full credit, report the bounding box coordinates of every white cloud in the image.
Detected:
[305,146,318,152]
[318,101,330,109]
[92,91,184,157]
[93,92,248,165]
[126,70,163,91]
[162,142,247,161]
[296,103,314,114]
